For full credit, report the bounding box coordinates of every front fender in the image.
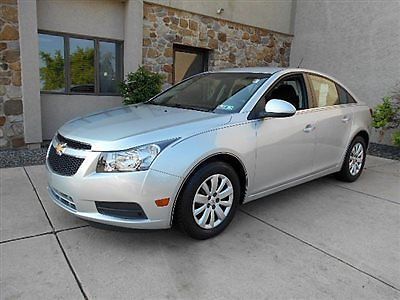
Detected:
[150,122,256,181]
[150,121,257,225]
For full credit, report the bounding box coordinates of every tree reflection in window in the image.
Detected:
[70,38,95,93]
[39,34,65,92]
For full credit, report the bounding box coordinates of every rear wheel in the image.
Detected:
[336,136,366,182]
[175,162,240,239]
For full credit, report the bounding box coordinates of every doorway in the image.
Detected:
[173,45,209,83]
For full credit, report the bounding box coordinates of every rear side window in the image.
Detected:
[337,84,356,104]
[308,74,339,108]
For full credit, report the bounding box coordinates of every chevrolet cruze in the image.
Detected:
[46,67,371,239]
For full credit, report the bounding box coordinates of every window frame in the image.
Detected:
[248,72,310,120]
[38,30,124,96]
[172,44,209,84]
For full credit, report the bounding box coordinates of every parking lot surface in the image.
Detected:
[1,155,399,299]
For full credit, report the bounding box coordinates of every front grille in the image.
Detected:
[57,133,91,150]
[95,202,147,220]
[47,146,84,176]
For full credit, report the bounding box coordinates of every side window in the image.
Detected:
[265,75,308,110]
[337,84,356,104]
[308,74,339,107]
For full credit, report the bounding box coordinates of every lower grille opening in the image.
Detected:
[49,187,76,211]
[95,202,147,220]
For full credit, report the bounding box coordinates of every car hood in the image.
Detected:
[58,104,232,151]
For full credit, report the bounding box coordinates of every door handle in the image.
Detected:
[342,115,351,123]
[303,124,315,133]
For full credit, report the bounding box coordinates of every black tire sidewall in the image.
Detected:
[176,161,241,239]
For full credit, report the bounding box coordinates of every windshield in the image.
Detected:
[148,72,270,113]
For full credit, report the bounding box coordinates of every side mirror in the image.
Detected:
[260,99,296,118]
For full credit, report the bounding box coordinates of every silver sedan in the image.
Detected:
[46,67,371,239]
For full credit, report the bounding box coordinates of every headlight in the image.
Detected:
[96,139,178,172]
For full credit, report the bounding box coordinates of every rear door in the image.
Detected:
[306,73,354,172]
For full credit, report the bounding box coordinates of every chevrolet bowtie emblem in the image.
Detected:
[55,143,67,156]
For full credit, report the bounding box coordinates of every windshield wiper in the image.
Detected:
[162,103,212,112]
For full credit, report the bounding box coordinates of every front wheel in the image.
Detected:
[175,162,240,240]
[336,136,367,182]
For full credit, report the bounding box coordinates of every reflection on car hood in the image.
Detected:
[58,104,232,151]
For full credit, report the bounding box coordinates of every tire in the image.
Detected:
[336,136,367,182]
[175,161,241,240]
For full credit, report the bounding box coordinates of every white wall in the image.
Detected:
[148,0,295,34]
[18,0,42,144]
[124,0,143,74]
[37,0,125,39]
[290,0,400,110]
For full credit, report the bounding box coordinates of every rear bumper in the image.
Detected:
[46,157,182,229]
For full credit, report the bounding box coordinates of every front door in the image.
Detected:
[251,74,316,196]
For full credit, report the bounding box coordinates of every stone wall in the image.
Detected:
[143,2,292,85]
[0,0,23,148]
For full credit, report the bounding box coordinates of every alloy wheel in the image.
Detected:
[192,174,234,229]
[349,142,364,176]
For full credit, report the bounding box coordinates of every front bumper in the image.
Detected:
[46,149,182,230]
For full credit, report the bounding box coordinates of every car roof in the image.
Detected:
[216,66,332,76]
[217,67,285,74]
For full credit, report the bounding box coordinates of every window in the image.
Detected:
[39,31,123,95]
[99,41,121,93]
[173,45,209,83]
[336,84,356,104]
[308,74,339,107]
[39,34,65,92]
[254,74,308,114]
[69,38,95,93]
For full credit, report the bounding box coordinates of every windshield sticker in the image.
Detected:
[218,104,235,111]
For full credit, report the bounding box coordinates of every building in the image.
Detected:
[0,0,398,149]
[290,0,400,145]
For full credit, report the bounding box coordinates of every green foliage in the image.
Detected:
[392,131,400,146]
[40,50,65,90]
[40,46,95,91]
[372,97,396,128]
[372,90,400,147]
[119,66,164,105]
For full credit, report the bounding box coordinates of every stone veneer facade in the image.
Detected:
[142,2,292,85]
[0,0,23,148]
